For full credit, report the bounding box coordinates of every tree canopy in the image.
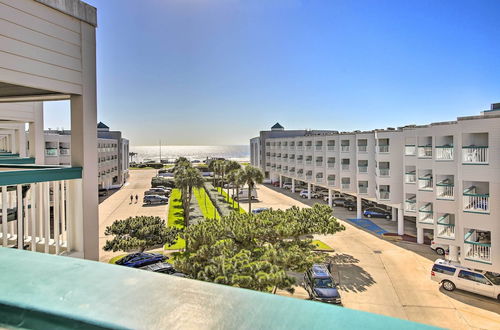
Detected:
[174,204,344,292]
[103,216,179,252]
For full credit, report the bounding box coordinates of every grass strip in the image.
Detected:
[193,187,220,219]
[312,240,334,251]
[164,188,186,250]
[216,187,246,214]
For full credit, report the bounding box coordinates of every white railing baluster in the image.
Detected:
[2,186,7,247]
[31,183,36,252]
[54,181,60,254]
[17,185,23,249]
[44,182,50,253]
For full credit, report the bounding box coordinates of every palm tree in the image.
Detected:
[239,166,264,213]
[225,162,241,201]
[175,167,204,227]
[232,169,245,210]
[208,159,220,186]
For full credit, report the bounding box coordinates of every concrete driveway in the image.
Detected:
[98,169,168,262]
[250,184,500,329]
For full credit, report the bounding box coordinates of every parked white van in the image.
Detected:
[233,188,258,201]
[431,259,500,300]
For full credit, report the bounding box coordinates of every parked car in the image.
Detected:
[156,186,172,192]
[272,181,280,187]
[145,187,170,196]
[343,199,374,211]
[252,207,269,214]
[140,262,176,274]
[363,207,391,219]
[143,195,169,205]
[430,242,448,256]
[233,188,258,201]
[282,183,292,190]
[98,188,107,197]
[322,192,344,202]
[116,253,167,268]
[431,259,500,300]
[299,190,319,199]
[331,197,353,207]
[303,264,342,304]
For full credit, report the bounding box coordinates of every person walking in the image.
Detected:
[130,195,133,204]
[135,194,138,203]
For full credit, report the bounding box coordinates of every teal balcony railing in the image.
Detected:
[0,248,432,329]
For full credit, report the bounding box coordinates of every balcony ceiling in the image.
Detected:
[0,82,69,103]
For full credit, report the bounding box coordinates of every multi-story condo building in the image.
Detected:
[0,0,99,260]
[44,122,130,189]
[251,104,500,273]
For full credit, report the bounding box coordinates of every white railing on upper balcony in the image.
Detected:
[358,186,368,194]
[378,191,390,200]
[327,162,335,168]
[436,214,455,240]
[305,160,312,165]
[306,174,312,180]
[358,145,367,152]
[405,199,416,212]
[327,145,335,151]
[462,146,488,164]
[296,159,303,164]
[59,149,70,156]
[358,166,368,173]
[405,172,416,183]
[45,149,58,157]
[418,176,433,190]
[464,230,491,264]
[418,203,433,224]
[328,180,335,186]
[463,187,489,214]
[315,162,323,167]
[436,181,454,200]
[297,172,303,178]
[341,146,350,152]
[296,145,303,151]
[435,146,454,161]
[316,177,323,183]
[315,145,323,151]
[341,183,350,190]
[377,145,389,153]
[405,145,416,155]
[418,146,432,158]
[305,145,312,150]
[378,168,390,177]
[341,164,349,171]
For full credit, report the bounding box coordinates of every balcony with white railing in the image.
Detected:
[377,168,390,177]
[296,159,303,165]
[316,176,324,184]
[405,198,416,212]
[328,179,336,186]
[418,175,433,191]
[315,145,323,151]
[358,166,368,173]
[462,146,488,165]
[296,145,304,151]
[435,146,453,161]
[436,180,454,200]
[405,145,416,156]
[305,144,313,151]
[316,161,323,167]
[327,145,335,151]
[405,172,416,184]
[305,160,312,166]
[341,164,349,171]
[297,171,304,178]
[378,191,390,200]
[45,148,58,157]
[341,183,350,190]
[377,145,389,153]
[463,186,489,214]
[358,145,367,153]
[418,146,432,158]
[341,145,350,152]
[464,230,491,264]
[327,162,335,169]
[306,172,313,180]
[418,203,433,224]
[358,186,368,194]
[436,214,455,240]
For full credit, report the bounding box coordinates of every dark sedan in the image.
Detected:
[116,252,167,268]
[363,207,391,219]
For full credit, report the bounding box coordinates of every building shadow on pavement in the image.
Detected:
[438,286,500,314]
[328,253,376,293]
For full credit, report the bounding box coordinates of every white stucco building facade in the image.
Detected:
[251,104,500,273]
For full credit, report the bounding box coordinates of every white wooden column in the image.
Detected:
[307,183,311,199]
[417,227,424,244]
[391,207,397,222]
[328,189,332,208]
[17,126,27,158]
[397,207,404,235]
[30,183,36,252]
[2,186,7,246]
[291,179,295,193]
[356,195,362,219]
[53,181,60,254]
[28,103,45,165]
[16,185,23,249]
[43,182,50,253]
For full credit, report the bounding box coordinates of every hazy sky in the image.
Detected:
[44,0,500,146]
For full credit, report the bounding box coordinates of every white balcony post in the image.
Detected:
[449,245,459,262]
[28,104,45,164]
[307,183,311,199]
[279,175,282,188]
[16,125,27,158]
[69,21,99,261]
[16,185,23,249]
[328,189,332,208]
[356,196,362,219]
[291,179,295,192]
[2,186,7,247]
[391,207,397,222]
[417,227,424,244]
[397,207,404,235]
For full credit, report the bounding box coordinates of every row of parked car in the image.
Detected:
[115,252,188,278]
[143,186,172,205]
[274,182,393,219]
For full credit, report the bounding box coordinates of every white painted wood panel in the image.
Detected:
[0,67,82,95]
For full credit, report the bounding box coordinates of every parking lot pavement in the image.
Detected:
[99,169,168,262]
[254,184,500,329]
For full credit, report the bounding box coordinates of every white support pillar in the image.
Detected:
[417,227,424,244]
[16,185,23,249]
[328,189,332,207]
[397,207,404,235]
[307,183,311,199]
[291,178,295,192]
[356,195,362,219]
[17,125,27,158]
[391,207,397,222]
[2,186,7,247]
[30,183,36,252]
[279,175,282,188]
[28,103,45,164]
[448,245,459,262]
[69,20,99,260]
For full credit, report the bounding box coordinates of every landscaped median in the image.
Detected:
[193,187,220,219]
[164,188,186,250]
[216,187,246,214]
